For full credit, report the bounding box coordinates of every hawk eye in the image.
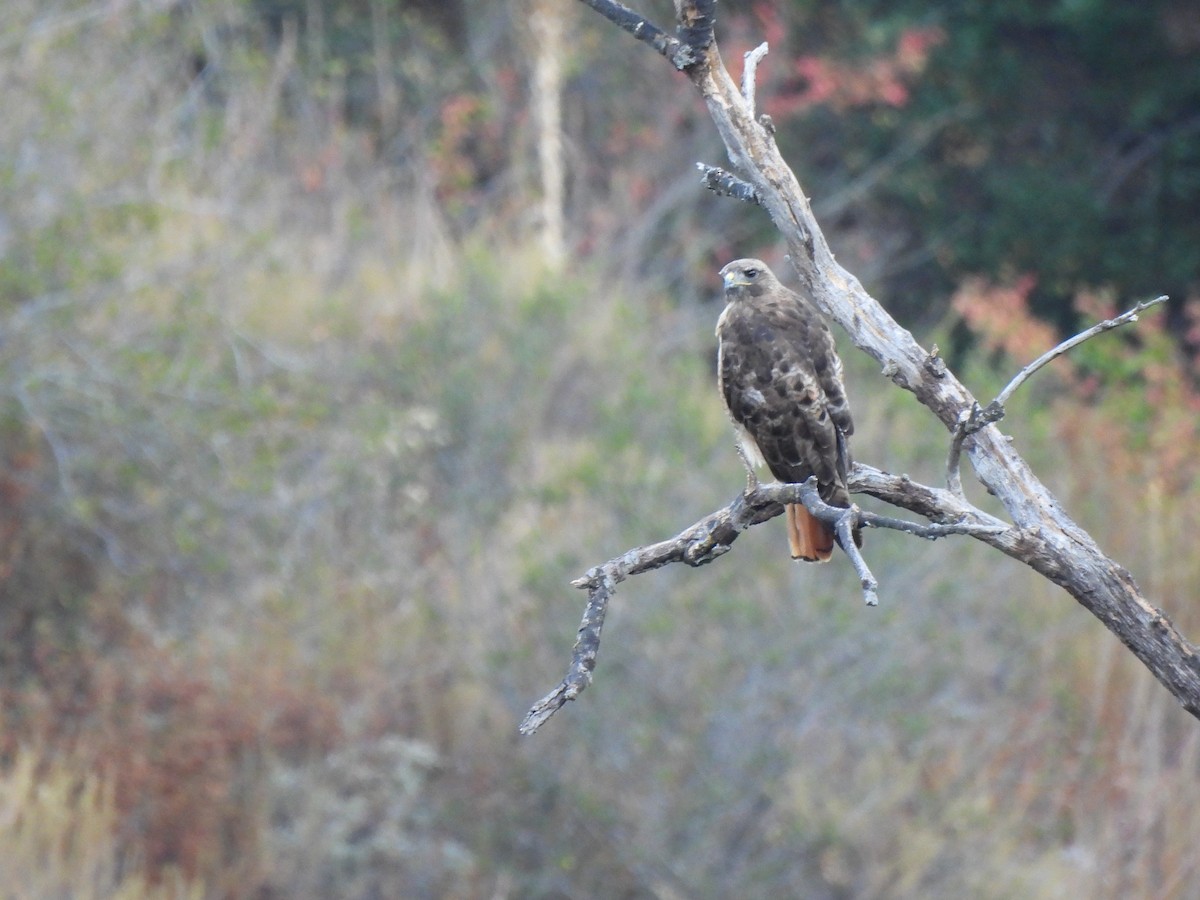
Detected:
[744,268,759,278]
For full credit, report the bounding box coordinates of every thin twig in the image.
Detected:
[849,463,1011,536]
[787,479,878,605]
[520,571,613,734]
[760,479,1005,541]
[994,294,1169,408]
[787,477,1005,605]
[945,294,1168,497]
[945,402,1003,500]
[840,519,878,604]
[741,42,769,118]
[945,407,970,500]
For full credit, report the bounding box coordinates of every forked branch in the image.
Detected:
[521,469,1008,733]
[945,294,1169,498]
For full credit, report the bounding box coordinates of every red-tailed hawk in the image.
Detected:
[716,258,859,562]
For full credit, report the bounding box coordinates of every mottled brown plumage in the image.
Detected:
[716,258,859,561]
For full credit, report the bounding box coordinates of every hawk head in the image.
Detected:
[720,258,777,299]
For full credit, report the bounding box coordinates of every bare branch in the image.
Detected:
[945,402,1003,500]
[994,294,1169,408]
[839,515,878,605]
[787,477,1006,606]
[945,408,970,499]
[741,42,769,118]
[520,571,613,735]
[789,478,878,605]
[697,162,761,205]
[575,0,708,70]
[849,464,1009,533]
[521,492,759,734]
[675,0,717,56]
[945,294,1168,497]
[522,471,1010,732]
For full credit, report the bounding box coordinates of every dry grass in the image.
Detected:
[0,748,205,899]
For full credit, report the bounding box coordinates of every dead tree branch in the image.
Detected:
[576,0,713,70]
[741,42,769,118]
[521,469,1008,733]
[525,0,1200,733]
[943,402,1006,499]
[697,163,761,204]
[945,294,1168,498]
[787,477,1005,608]
[995,294,1169,408]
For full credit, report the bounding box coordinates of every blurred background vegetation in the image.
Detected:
[1,0,1199,897]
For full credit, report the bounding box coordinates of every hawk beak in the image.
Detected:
[723,271,749,289]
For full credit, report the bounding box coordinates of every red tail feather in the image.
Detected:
[786,503,835,563]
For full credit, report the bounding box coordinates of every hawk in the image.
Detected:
[716,258,860,562]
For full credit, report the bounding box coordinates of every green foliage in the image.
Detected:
[768,0,1200,339]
